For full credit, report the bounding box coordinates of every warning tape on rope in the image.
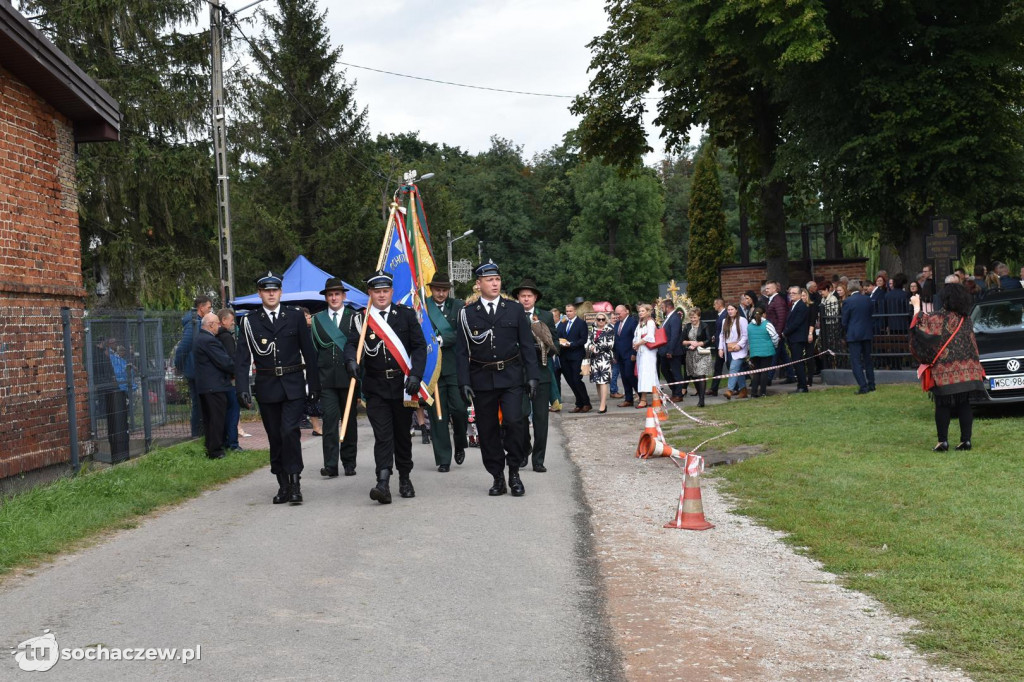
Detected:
[656,349,835,390]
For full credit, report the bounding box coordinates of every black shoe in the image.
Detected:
[488,475,507,496]
[300,418,313,429]
[344,467,357,476]
[533,464,547,473]
[868,386,877,392]
[227,445,244,451]
[287,473,302,505]
[370,471,392,504]
[421,430,431,445]
[793,387,809,393]
[438,465,450,473]
[933,441,949,452]
[509,469,525,497]
[856,387,870,395]
[955,441,972,451]
[454,449,465,465]
[207,452,226,459]
[698,399,705,407]
[707,390,718,397]
[321,466,339,478]
[399,476,416,498]
[272,473,289,504]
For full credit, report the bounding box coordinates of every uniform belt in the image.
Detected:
[255,364,305,376]
[471,355,521,371]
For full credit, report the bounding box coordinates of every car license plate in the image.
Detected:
[991,374,1024,390]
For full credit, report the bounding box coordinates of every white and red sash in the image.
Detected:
[366,309,431,402]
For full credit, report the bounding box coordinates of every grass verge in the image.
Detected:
[0,442,267,577]
[663,384,1024,681]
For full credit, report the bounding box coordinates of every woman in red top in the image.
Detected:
[909,283,986,452]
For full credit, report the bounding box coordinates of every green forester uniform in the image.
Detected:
[427,295,469,467]
[311,304,361,474]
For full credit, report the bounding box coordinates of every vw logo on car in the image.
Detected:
[1008,359,1022,373]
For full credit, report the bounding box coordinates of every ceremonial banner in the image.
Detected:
[376,197,441,403]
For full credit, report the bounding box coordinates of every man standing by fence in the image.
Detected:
[194,313,235,460]
[841,279,876,395]
[175,295,212,437]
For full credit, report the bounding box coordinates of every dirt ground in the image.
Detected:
[560,412,974,682]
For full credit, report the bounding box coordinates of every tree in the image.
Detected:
[571,0,831,286]
[660,151,695,278]
[553,160,669,304]
[231,0,380,287]
[686,149,731,309]
[24,0,217,307]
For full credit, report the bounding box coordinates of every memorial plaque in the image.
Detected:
[925,217,959,282]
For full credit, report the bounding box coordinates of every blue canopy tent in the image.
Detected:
[230,255,368,311]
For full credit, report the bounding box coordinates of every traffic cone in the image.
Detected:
[664,468,714,530]
[649,439,684,459]
[651,388,668,422]
[635,407,661,457]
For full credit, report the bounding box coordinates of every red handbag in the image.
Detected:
[917,317,963,392]
[645,326,667,350]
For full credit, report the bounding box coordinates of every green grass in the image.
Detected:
[663,384,1024,681]
[0,442,268,577]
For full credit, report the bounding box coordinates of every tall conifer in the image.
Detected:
[686,149,731,309]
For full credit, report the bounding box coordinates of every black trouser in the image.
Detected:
[258,398,306,475]
[107,390,131,462]
[660,354,683,398]
[788,340,808,389]
[521,380,551,467]
[711,352,727,391]
[429,379,469,467]
[187,378,203,437]
[935,401,973,443]
[615,350,636,401]
[365,394,413,477]
[321,384,358,472]
[474,385,526,477]
[200,391,227,458]
[748,356,772,396]
[562,357,591,408]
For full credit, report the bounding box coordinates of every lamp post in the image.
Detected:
[447,229,475,280]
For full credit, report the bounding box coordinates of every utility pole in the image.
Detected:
[210,0,235,304]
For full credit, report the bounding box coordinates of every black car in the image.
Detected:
[972,289,1024,403]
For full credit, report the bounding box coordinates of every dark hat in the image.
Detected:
[427,272,453,289]
[256,271,283,290]
[572,296,586,306]
[365,270,394,289]
[474,259,501,278]
[510,278,543,301]
[320,277,349,295]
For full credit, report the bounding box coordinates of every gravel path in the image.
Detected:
[559,406,973,682]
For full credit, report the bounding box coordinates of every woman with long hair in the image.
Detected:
[717,303,749,399]
[909,283,986,452]
[587,313,616,413]
[632,303,659,408]
[746,306,778,398]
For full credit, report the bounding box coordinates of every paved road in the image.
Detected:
[0,413,621,681]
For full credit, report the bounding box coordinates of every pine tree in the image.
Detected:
[686,149,732,309]
[231,0,380,285]
[23,0,217,307]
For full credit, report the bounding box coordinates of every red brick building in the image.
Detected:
[1,3,119,485]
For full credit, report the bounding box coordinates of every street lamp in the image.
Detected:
[447,229,474,280]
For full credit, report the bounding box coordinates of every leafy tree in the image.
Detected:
[686,149,731,308]
[660,151,695,278]
[231,0,381,287]
[571,0,831,286]
[553,160,668,304]
[24,0,217,307]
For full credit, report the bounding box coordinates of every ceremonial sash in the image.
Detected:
[366,311,432,403]
[426,300,453,339]
[312,308,352,351]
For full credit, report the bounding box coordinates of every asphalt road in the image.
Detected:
[0,411,622,681]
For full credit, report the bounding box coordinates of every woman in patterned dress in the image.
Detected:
[586,313,615,413]
[681,308,713,407]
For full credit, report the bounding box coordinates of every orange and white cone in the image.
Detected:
[651,388,669,422]
[664,456,714,530]
[648,439,683,459]
[635,407,661,457]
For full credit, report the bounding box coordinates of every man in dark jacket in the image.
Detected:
[236,272,320,505]
[709,298,727,396]
[782,286,810,393]
[195,312,235,459]
[175,295,212,437]
[352,270,427,504]
[425,272,468,473]
[613,304,638,406]
[841,279,876,394]
[216,309,243,451]
[658,299,684,401]
[765,281,792,383]
[311,278,362,478]
[513,278,558,472]
[557,300,591,412]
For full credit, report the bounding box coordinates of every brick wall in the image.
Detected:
[0,65,90,479]
[719,259,869,303]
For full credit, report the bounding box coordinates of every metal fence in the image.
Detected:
[85,309,201,463]
[817,297,915,371]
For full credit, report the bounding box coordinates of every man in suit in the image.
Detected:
[194,312,235,459]
[765,281,792,383]
[456,260,540,497]
[613,304,638,406]
[708,298,727,396]
[175,295,213,437]
[557,300,591,412]
[425,272,468,473]
[996,261,1023,290]
[512,278,558,472]
[658,299,684,401]
[840,278,876,394]
[782,286,810,393]
[310,277,361,478]
[236,272,320,505]
[353,270,427,504]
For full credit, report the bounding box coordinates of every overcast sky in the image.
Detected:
[316,0,667,161]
